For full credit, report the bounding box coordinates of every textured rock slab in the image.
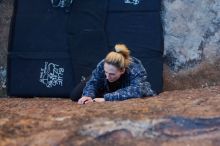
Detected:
[80,117,220,139]
[0,86,220,146]
[0,0,13,67]
[163,0,220,70]
[163,59,220,91]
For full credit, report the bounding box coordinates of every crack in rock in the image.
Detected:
[80,117,220,140]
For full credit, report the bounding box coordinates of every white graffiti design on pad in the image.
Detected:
[124,0,140,5]
[51,0,73,8]
[40,62,64,88]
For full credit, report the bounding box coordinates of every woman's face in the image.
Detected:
[104,63,125,82]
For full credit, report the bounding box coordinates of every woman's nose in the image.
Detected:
[106,74,109,79]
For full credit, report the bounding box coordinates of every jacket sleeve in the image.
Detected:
[82,61,105,98]
[104,65,155,101]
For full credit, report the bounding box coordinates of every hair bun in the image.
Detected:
[105,44,132,69]
[115,44,127,52]
[114,44,130,59]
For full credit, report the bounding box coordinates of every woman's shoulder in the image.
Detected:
[130,57,144,68]
[97,59,105,67]
[128,57,146,73]
[94,59,105,73]
[131,57,142,64]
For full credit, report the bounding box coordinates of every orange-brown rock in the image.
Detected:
[1,86,220,146]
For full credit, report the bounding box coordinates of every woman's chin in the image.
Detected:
[108,79,115,83]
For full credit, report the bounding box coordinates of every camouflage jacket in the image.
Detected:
[82,57,155,101]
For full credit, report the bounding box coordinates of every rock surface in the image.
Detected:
[0,0,13,67]
[1,86,220,146]
[163,0,220,71]
[163,58,220,91]
[0,0,13,95]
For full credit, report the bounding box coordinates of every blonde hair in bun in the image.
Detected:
[105,44,132,69]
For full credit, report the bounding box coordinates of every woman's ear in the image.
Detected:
[120,68,125,74]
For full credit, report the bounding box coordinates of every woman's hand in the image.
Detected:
[93,98,105,103]
[78,97,105,104]
[78,96,93,104]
